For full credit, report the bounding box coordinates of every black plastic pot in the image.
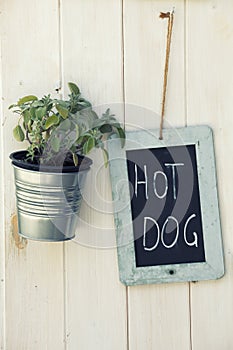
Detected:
[10,150,92,172]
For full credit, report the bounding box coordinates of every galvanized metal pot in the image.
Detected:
[10,151,92,242]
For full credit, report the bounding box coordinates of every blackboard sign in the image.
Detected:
[127,144,206,267]
[109,126,224,285]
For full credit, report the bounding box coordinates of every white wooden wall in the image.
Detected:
[0,0,233,349]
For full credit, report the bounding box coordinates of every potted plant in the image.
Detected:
[9,82,125,242]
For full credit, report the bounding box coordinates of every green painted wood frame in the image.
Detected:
[108,125,224,285]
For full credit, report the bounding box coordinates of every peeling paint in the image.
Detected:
[11,214,27,249]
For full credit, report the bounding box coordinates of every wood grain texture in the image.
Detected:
[186,1,233,349]
[0,13,6,349]
[123,0,186,130]
[1,0,233,348]
[60,1,127,349]
[1,0,65,349]
[124,1,191,349]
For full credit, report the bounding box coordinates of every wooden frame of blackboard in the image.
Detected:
[108,125,224,285]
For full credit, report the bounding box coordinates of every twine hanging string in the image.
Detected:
[159,9,174,140]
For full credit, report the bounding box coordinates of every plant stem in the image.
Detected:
[25,129,32,145]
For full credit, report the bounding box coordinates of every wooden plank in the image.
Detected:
[0,16,6,349]
[124,1,191,349]
[1,1,65,349]
[186,1,233,348]
[0,120,6,350]
[60,1,127,349]
[124,0,185,130]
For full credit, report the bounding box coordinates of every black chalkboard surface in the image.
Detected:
[126,145,205,267]
[108,126,224,285]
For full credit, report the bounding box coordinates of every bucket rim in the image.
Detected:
[10,150,93,174]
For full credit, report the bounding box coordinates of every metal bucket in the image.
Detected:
[10,153,92,242]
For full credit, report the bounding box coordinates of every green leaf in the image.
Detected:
[70,145,76,153]
[13,125,25,142]
[68,82,80,95]
[92,119,105,129]
[31,100,44,108]
[79,108,95,122]
[59,119,71,131]
[50,137,60,152]
[77,101,92,109]
[23,110,31,125]
[29,107,36,120]
[28,120,32,132]
[56,104,69,119]
[101,115,117,122]
[45,114,59,130]
[72,153,79,166]
[55,100,69,108]
[101,109,115,119]
[108,121,121,128]
[74,112,93,135]
[17,95,38,106]
[99,124,112,134]
[91,110,98,120]
[115,127,126,148]
[102,148,109,168]
[8,104,17,110]
[76,135,85,145]
[45,130,50,140]
[102,108,111,117]
[75,124,79,139]
[35,106,47,120]
[83,137,95,154]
